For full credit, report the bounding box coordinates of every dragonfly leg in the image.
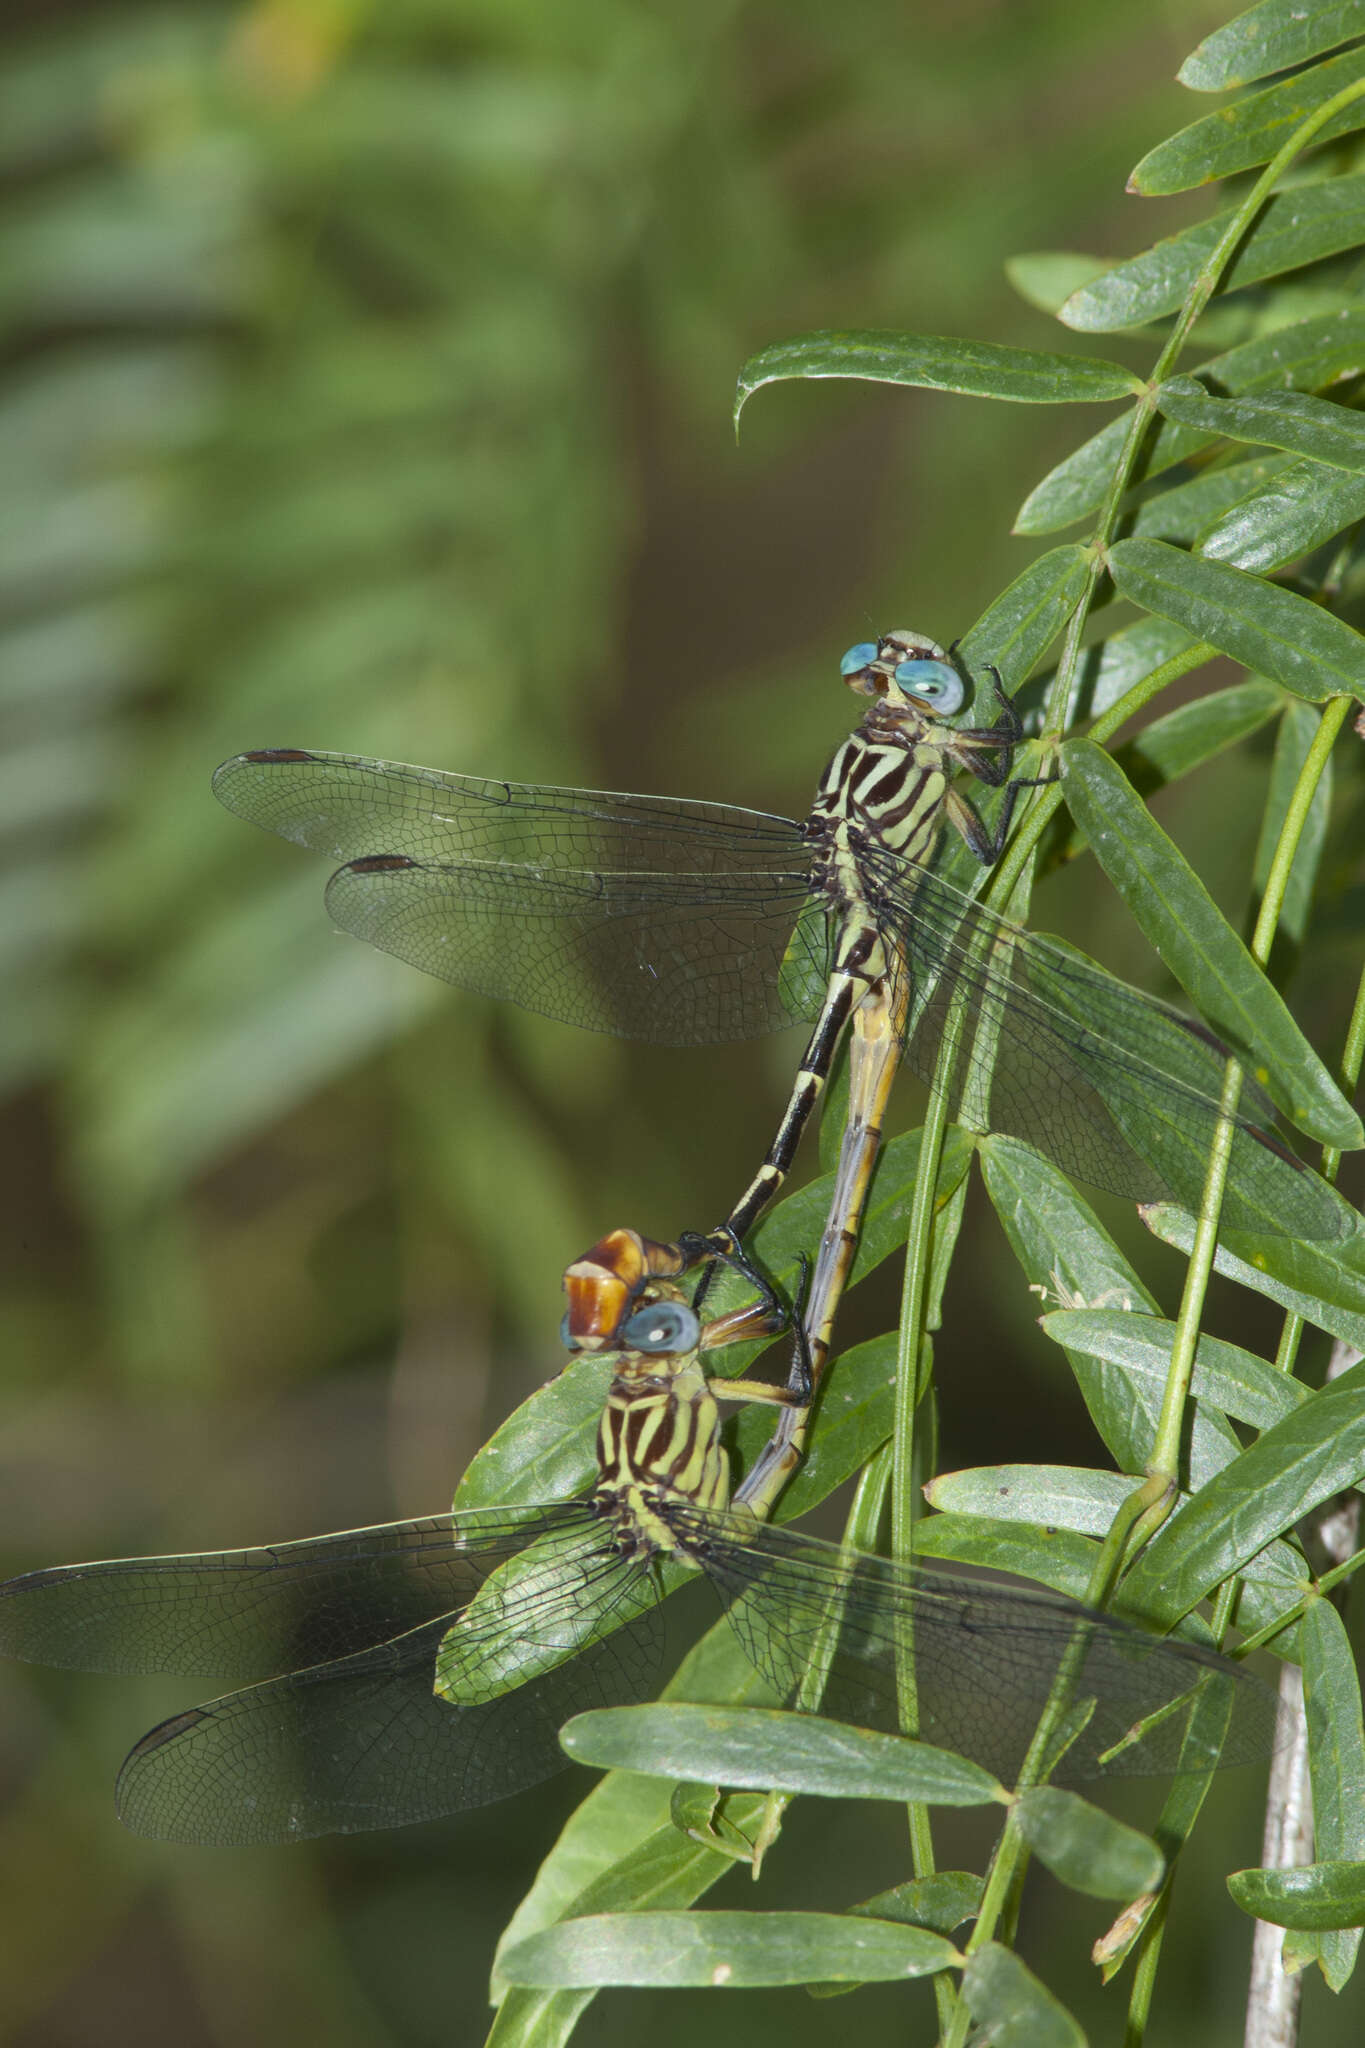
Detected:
[941,667,1057,867]
[704,1257,812,1410]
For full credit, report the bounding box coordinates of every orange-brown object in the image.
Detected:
[561,1229,691,1351]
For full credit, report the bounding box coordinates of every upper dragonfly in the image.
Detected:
[213,631,1341,1246]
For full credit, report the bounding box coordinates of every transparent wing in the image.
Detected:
[324,857,825,1043]
[212,749,805,869]
[109,1514,664,1843]
[679,1509,1278,1785]
[0,1506,584,1680]
[0,1506,675,1843]
[213,750,820,1042]
[867,847,1344,1240]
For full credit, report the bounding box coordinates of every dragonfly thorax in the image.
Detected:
[593,1351,730,1559]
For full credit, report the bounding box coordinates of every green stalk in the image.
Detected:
[892,1053,958,2040]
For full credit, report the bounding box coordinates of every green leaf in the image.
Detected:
[1040,1311,1305,1430]
[733,330,1141,425]
[1134,45,1365,192]
[924,1461,1302,1640]
[1062,177,1365,333]
[956,546,1089,692]
[1230,1861,1365,1931]
[911,1511,1097,1603]
[452,1350,614,1515]
[1254,697,1333,947]
[499,1911,960,1989]
[1017,312,1365,531]
[1006,252,1113,315]
[489,1622,774,2016]
[1301,1597,1365,1986]
[1014,1786,1164,1900]
[1119,1358,1365,1626]
[925,1463,1132,1536]
[1060,734,1361,1141]
[560,1704,1005,1806]
[1143,1205,1365,1350]
[1179,0,1365,90]
[1156,376,1365,474]
[1198,455,1365,575]
[1117,678,1282,786]
[961,1942,1086,2048]
[977,1141,1282,1502]
[1108,537,1365,704]
[851,1872,984,1936]
[1075,616,1204,721]
[1129,457,1296,545]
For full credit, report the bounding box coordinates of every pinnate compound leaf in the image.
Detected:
[1017,311,1365,531]
[1014,1786,1164,1900]
[1119,1357,1365,1627]
[1135,45,1365,192]
[499,1911,959,1989]
[1179,0,1365,90]
[733,331,1140,426]
[1108,538,1365,704]
[1156,376,1365,473]
[1060,735,1361,1141]
[560,1704,1004,1806]
[961,1942,1086,2048]
[1062,177,1365,332]
[1230,1861,1365,1931]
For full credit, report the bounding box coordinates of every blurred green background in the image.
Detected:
[3,1,1363,2042]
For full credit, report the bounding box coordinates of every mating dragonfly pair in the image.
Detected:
[0,629,1318,1838]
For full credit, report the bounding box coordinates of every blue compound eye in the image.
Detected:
[559,1310,575,1349]
[620,1301,701,1355]
[893,658,965,714]
[840,641,880,677]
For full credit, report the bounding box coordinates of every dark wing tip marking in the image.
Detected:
[344,854,422,875]
[124,1706,212,1759]
[239,748,323,766]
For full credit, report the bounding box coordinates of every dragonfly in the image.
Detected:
[0,1293,1275,1845]
[212,631,1341,1292]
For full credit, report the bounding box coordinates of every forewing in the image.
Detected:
[212,750,803,873]
[0,1506,579,1681]
[684,1511,1278,1785]
[869,851,1342,1240]
[213,750,820,1042]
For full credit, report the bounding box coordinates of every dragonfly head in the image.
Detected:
[561,1229,697,1353]
[839,630,964,717]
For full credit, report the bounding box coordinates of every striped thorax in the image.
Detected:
[593,1345,729,1559]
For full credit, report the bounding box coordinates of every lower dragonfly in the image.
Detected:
[213,630,1342,1267]
[0,1289,1275,1845]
